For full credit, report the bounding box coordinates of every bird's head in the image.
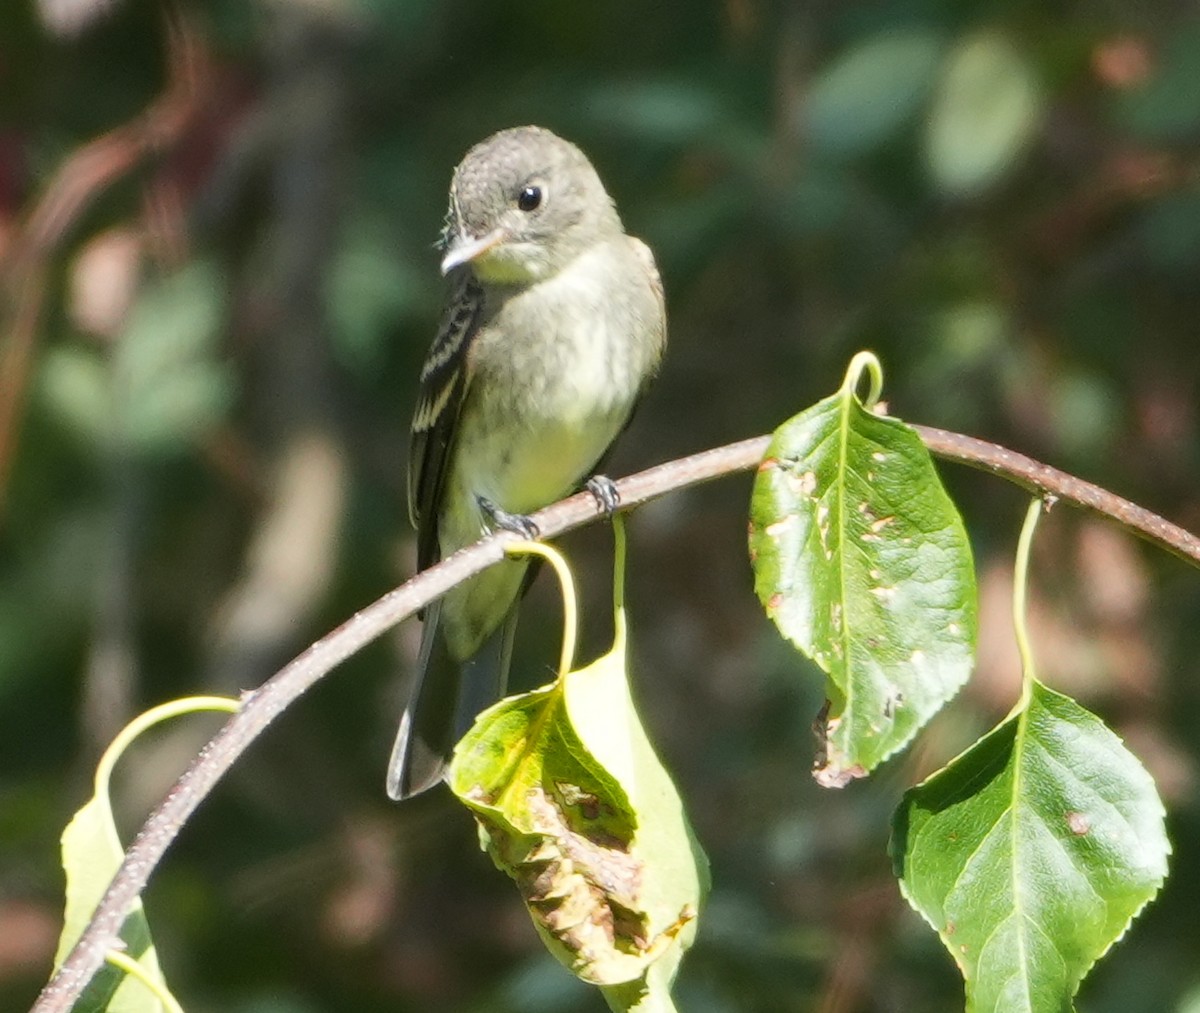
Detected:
[439,126,622,285]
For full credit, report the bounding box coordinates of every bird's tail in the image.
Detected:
[386,600,516,800]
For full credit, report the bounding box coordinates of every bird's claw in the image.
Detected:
[477,496,540,540]
[585,475,621,517]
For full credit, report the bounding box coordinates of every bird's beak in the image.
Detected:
[440,227,509,275]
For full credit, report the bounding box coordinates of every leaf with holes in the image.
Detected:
[891,680,1169,1011]
[749,386,976,783]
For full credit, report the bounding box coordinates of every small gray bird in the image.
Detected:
[387,126,667,800]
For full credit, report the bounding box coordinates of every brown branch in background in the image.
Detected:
[30,428,1200,1012]
[0,9,210,517]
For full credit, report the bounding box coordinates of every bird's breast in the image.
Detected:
[452,356,632,519]
[446,242,658,531]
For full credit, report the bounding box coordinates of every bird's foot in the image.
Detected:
[477,496,540,539]
[585,474,621,517]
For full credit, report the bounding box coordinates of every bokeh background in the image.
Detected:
[3,1,1200,1010]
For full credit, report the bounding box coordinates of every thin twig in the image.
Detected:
[913,425,1200,566]
[31,428,1200,1012]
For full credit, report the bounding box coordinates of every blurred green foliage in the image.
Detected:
[2,1,1200,1011]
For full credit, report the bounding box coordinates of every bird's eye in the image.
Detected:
[517,185,543,212]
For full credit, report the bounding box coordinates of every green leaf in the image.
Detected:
[121,365,234,452]
[925,33,1042,196]
[117,260,232,453]
[326,220,423,372]
[806,30,944,159]
[581,79,732,146]
[450,616,707,1008]
[38,345,114,448]
[749,370,977,783]
[891,680,1170,1012]
[39,261,232,456]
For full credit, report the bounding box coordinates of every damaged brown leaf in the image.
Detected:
[450,621,707,1005]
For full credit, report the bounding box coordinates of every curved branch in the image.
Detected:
[913,425,1200,566]
[31,428,1199,1012]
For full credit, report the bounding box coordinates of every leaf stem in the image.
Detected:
[841,351,884,410]
[506,540,578,676]
[103,949,186,1013]
[1012,499,1043,707]
[95,696,240,800]
[611,513,628,648]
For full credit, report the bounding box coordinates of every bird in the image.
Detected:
[386,125,667,800]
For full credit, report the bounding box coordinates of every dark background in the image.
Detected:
[3,1,1199,1010]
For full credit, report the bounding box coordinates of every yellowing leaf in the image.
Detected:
[58,795,166,1013]
[450,570,706,1010]
[55,696,238,1012]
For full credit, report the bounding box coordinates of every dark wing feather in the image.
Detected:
[408,273,484,572]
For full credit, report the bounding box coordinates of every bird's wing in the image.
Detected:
[408,272,484,572]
